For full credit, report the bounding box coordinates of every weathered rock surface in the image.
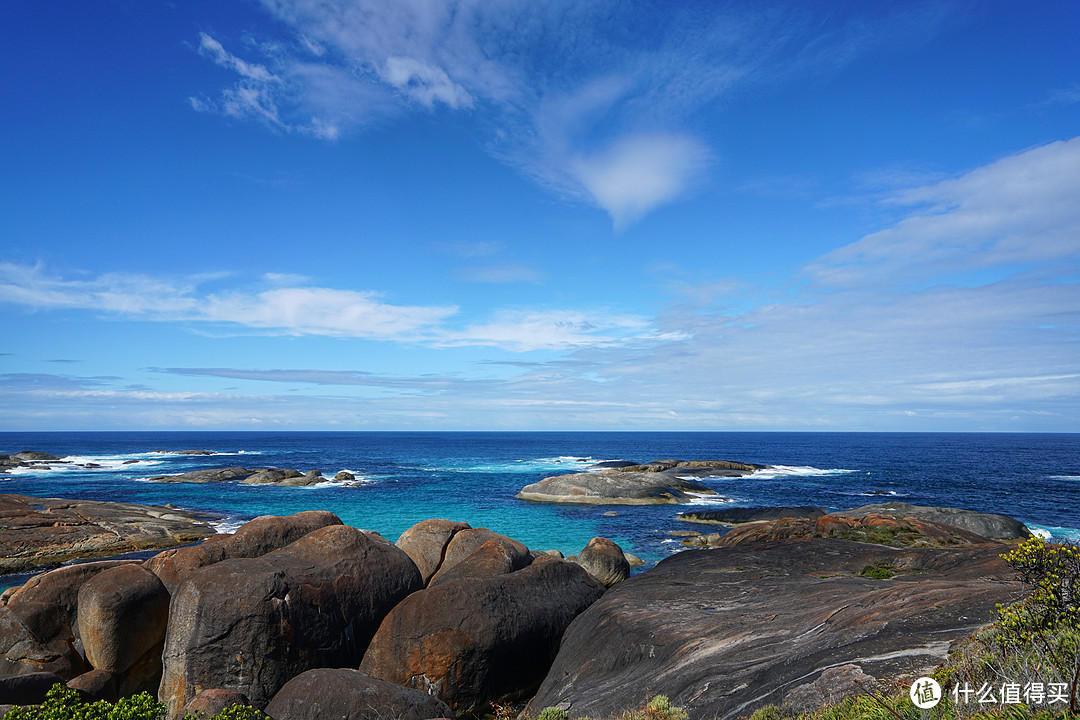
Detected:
[678,506,827,525]
[525,538,1023,720]
[516,472,716,505]
[0,560,139,678]
[0,494,218,573]
[182,688,252,717]
[428,537,532,588]
[77,564,170,694]
[395,519,473,585]
[160,524,422,716]
[835,502,1032,541]
[428,528,531,587]
[360,556,606,716]
[0,671,65,705]
[148,467,255,483]
[67,669,118,703]
[265,668,455,720]
[716,512,1000,549]
[573,537,630,587]
[145,510,343,593]
[148,467,334,486]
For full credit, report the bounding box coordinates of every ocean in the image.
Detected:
[2,431,1078,572]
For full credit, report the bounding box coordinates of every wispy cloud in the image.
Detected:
[189,2,944,226]
[0,263,455,340]
[0,263,653,352]
[807,136,1080,286]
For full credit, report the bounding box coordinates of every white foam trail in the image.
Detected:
[1026,524,1080,543]
[751,465,856,479]
[210,518,246,534]
[684,493,737,506]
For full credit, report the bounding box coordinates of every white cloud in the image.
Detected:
[436,309,653,352]
[382,56,472,109]
[809,137,1080,286]
[568,133,708,230]
[189,3,934,226]
[0,263,455,340]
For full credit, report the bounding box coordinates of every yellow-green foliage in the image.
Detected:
[515,696,689,720]
[1,685,270,720]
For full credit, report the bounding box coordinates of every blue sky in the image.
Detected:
[1,0,1078,431]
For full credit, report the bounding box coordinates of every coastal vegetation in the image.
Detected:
[1,684,267,719]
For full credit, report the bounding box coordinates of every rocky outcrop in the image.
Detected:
[395,519,473,585]
[834,502,1032,541]
[0,495,218,573]
[360,556,606,716]
[714,512,1003,549]
[573,537,630,587]
[678,506,827,525]
[0,453,62,474]
[525,538,1024,720]
[517,458,766,505]
[516,472,716,505]
[265,668,454,720]
[159,524,422,716]
[181,689,252,717]
[145,510,343,593]
[77,564,170,695]
[147,467,337,486]
[0,560,136,678]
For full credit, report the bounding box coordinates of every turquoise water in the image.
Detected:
[2,432,1078,571]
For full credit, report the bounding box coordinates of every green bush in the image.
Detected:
[1,685,269,720]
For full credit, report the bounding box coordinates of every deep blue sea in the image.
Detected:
[2,432,1078,572]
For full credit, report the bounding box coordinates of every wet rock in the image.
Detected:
[525,538,1022,720]
[334,471,355,481]
[360,556,605,716]
[265,668,454,720]
[148,467,253,483]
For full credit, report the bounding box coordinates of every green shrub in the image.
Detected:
[1,685,270,720]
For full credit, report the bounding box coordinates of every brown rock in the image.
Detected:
[574,537,630,587]
[145,510,343,592]
[182,688,252,717]
[395,519,472,585]
[0,671,65,705]
[360,556,605,716]
[0,560,137,678]
[265,668,454,720]
[428,537,532,587]
[77,564,170,677]
[67,669,118,703]
[159,524,422,715]
[0,494,217,573]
